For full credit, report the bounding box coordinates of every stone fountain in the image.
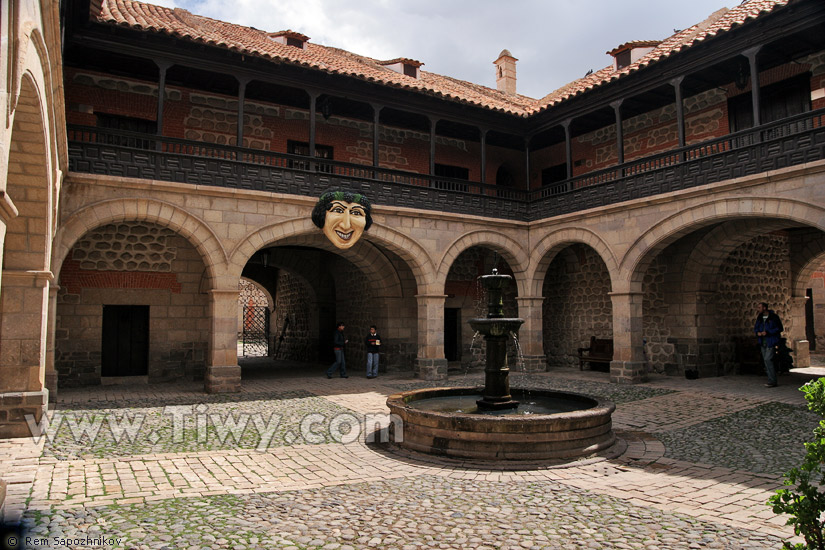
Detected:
[386,270,616,460]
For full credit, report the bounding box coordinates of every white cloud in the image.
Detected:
[172,0,741,99]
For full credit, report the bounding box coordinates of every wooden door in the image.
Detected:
[102,305,149,377]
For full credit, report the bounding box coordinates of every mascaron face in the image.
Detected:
[323,200,367,249]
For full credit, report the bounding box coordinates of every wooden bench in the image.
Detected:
[578,336,613,371]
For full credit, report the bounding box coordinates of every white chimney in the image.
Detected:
[494,50,517,95]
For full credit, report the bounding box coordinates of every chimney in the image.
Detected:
[494,50,517,95]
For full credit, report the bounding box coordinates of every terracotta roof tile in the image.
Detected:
[96,0,791,117]
[532,0,790,114]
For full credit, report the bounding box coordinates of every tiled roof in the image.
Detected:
[96,0,790,118]
[97,0,536,115]
[534,0,791,114]
[607,40,662,56]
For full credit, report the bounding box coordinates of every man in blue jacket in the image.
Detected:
[754,302,784,387]
[326,322,349,379]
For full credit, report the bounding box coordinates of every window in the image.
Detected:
[287,140,334,172]
[404,64,417,78]
[432,164,469,192]
[434,163,469,180]
[728,73,811,132]
[615,50,631,70]
[286,37,304,48]
[542,164,568,186]
[96,113,157,149]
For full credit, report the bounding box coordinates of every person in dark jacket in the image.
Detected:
[365,325,381,378]
[754,302,784,387]
[326,322,349,378]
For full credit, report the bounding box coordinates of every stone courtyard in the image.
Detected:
[2,358,824,549]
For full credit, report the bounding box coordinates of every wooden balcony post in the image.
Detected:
[562,118,573,181]
[743,46,763,128]
[154,59,172,146]
[372,103,383,169]
[671,76,686,161]
[480,127,488,185]
[236,77,249,148]
[429,116,438,176]
[611,99,624,166]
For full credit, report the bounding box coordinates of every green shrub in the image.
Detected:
[769,378,825,550]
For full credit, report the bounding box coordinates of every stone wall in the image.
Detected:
[810,261,825,352]
[272,271,315,362]
[642,255,676,374]
[717,233,793,374]
[56,224,208,386]
[542,245,612,369]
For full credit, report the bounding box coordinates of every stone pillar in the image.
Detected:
[414,294,448,380]
[205,289,241,393]
[516,296,546,372]
[608,291,647,384]
[743,46,762,127]
[0,270,52,437]
[789,296,811,368]
[44,284,60,402]
[428,117,437,176]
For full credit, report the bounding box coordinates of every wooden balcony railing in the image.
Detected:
[68,107,825,221]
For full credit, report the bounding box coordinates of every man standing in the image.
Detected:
[754,302,784,387]
[326,322,349,379]
[365,325,381,379]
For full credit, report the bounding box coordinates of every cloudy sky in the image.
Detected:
[149,0,742,99]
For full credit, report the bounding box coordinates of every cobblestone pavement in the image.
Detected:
[1,361,823,549]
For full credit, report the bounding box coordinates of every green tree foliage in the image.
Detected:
[769,378,825,549]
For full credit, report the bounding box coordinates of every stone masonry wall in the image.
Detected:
[810,260,825,352]
[56,224,208,387]
[642,255,676,374]
[272,271,315,362]
[542,245,612,369]
[717,233,793,374]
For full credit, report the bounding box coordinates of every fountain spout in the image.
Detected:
[468,269,524,411]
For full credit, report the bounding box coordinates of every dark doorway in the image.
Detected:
[807,288,816,351]
[102,305,149,377]
[445,308,461,361]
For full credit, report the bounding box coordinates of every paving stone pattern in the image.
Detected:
[2,365,822,549]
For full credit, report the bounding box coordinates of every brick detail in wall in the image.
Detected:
[60,259,182,294]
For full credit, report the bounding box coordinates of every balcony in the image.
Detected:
[68,108,825,222]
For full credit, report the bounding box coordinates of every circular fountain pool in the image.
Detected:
[386,387,616,460]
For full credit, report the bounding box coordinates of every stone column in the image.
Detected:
[516,296,546,372]
[789,296,811,368]
[205,289,241,393]
[0,270,52,437]
[414,294,448,380]
[608,291,647,384]
[45,284,60,402]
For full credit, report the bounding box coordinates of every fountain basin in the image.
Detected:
[386,387,616,460]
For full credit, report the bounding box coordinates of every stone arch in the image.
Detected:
[621,197,825,291]
[240,276,275,310]
[681,220,801,296]
[53,199,227,288]
[229,218,435,294]
[4,73,52,272]
[437,231,530,295]
[527,228,618,297]
[792,234,825,298]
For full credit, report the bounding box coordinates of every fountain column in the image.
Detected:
[414,293,448,380]
[516,296,546,372]
[608,290,647,384]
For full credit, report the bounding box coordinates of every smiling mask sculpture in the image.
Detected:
[311,190,373,249]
